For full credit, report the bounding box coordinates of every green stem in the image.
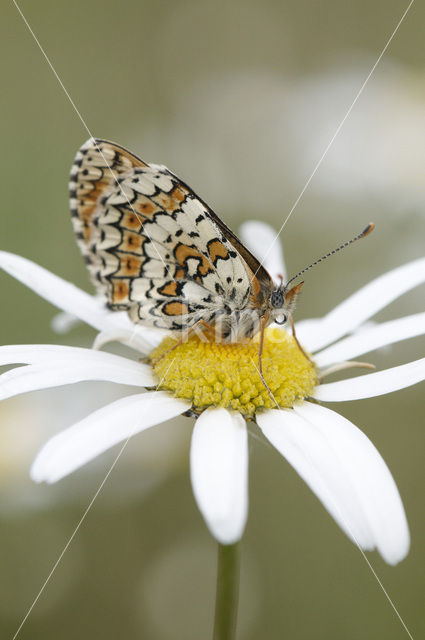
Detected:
[213,542,240,640]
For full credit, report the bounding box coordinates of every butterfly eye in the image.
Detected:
[275,314,287,325]
[270,288,285,308]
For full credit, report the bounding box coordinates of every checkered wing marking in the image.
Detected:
[70,138,264,331]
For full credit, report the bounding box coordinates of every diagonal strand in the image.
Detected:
[254,0,415,280]
[252,395,415,639]
[296,432,415,640]
[249,356,281,411]
[11,357,177,640]
[355,550,414,640]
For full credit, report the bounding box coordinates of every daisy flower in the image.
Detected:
[1,222,424,566]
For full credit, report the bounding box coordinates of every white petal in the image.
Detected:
[238,221,286,283]
[303,256,425,352]
[92,330,156,352]
[0,343,152,367]
[31,391,189,483]
[190,408,248,544]
[51,310,81,334]
[0,251,163,354]
[257,409,375,549]
[294,403,409,565]
[315,357,425,401]
[0,349,154,401]
[315,312,425,367]
[0,251,111,328]
[290,317,324,352]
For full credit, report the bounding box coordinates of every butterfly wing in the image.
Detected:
[69,138,272,332]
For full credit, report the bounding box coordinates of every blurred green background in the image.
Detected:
[1,0,424,638]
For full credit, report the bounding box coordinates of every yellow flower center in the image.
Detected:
[149,328,318,418]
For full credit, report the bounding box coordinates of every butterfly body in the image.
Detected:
[69,138,297,344]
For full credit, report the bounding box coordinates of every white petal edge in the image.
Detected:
[315,356,425,401]
[0,251,164,354]
[315,312,425,367]
[299,256,425,352]
[0,348,154,401]
[294,403,409,565]
[238,221,287,283]
[190,408,248,545]
[92,329,158,352]
[257,408,376,550]
[31,391,189,483]
[0,343,152,368]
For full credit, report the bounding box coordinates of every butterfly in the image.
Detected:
[69,138,373,393]
[69,138,302,348]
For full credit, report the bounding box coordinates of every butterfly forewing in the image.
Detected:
[69,138,271,336]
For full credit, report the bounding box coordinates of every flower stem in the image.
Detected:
[213,542,240,640]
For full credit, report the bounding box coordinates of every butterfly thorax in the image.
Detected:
[205,281,300,343]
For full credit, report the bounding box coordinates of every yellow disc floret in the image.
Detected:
[149,328,318,418]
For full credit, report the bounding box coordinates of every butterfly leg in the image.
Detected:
[257,313,280,407]
[319,360,375,378]
[289,313,314,365]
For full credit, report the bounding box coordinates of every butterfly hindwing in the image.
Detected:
[69,138,268,332]
[70,138,148,260]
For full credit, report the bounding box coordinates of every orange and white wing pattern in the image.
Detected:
[69,139,272,337]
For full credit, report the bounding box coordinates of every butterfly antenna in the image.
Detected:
[285,222,374,289]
